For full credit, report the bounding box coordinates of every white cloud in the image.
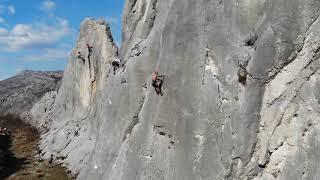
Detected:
[22,48,70,61]
[0,4,14,15]
[0,27,8,35]
[16,68,23,74]
[7,5,15,15]
[41,0,56,12]
[105,16,119,25]
[0,18,71,51]
[0,17,4,23]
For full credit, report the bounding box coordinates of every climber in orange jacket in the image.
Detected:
[152,71,164,96]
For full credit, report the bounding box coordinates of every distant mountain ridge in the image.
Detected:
[0,70,63,117]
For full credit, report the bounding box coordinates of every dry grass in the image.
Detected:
[0,115,73,180]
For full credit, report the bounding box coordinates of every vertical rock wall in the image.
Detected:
[32,19,118,175]
[32,0,320,179]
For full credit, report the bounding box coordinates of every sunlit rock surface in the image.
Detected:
[32,0,320,179]
[32,18,119,175]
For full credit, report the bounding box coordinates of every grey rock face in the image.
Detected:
[31,18,119,175]
[0,70,62,118]
[33,1,320,180]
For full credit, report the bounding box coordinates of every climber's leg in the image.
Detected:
[152,80,160,95]
[152,80,157,88]
[158,79,163,96]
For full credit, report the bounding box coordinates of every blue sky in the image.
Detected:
[0,0,125,80]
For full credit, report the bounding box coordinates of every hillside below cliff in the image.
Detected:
[0,71,65,178]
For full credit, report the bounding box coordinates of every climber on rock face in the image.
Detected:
[152,71,164,96]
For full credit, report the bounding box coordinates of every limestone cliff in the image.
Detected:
[32,18,119,175]
[32,0,320,179]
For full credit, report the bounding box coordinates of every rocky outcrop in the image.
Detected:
[31,18,119,175]
[32,0,320,179]
[0,70,62,118]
